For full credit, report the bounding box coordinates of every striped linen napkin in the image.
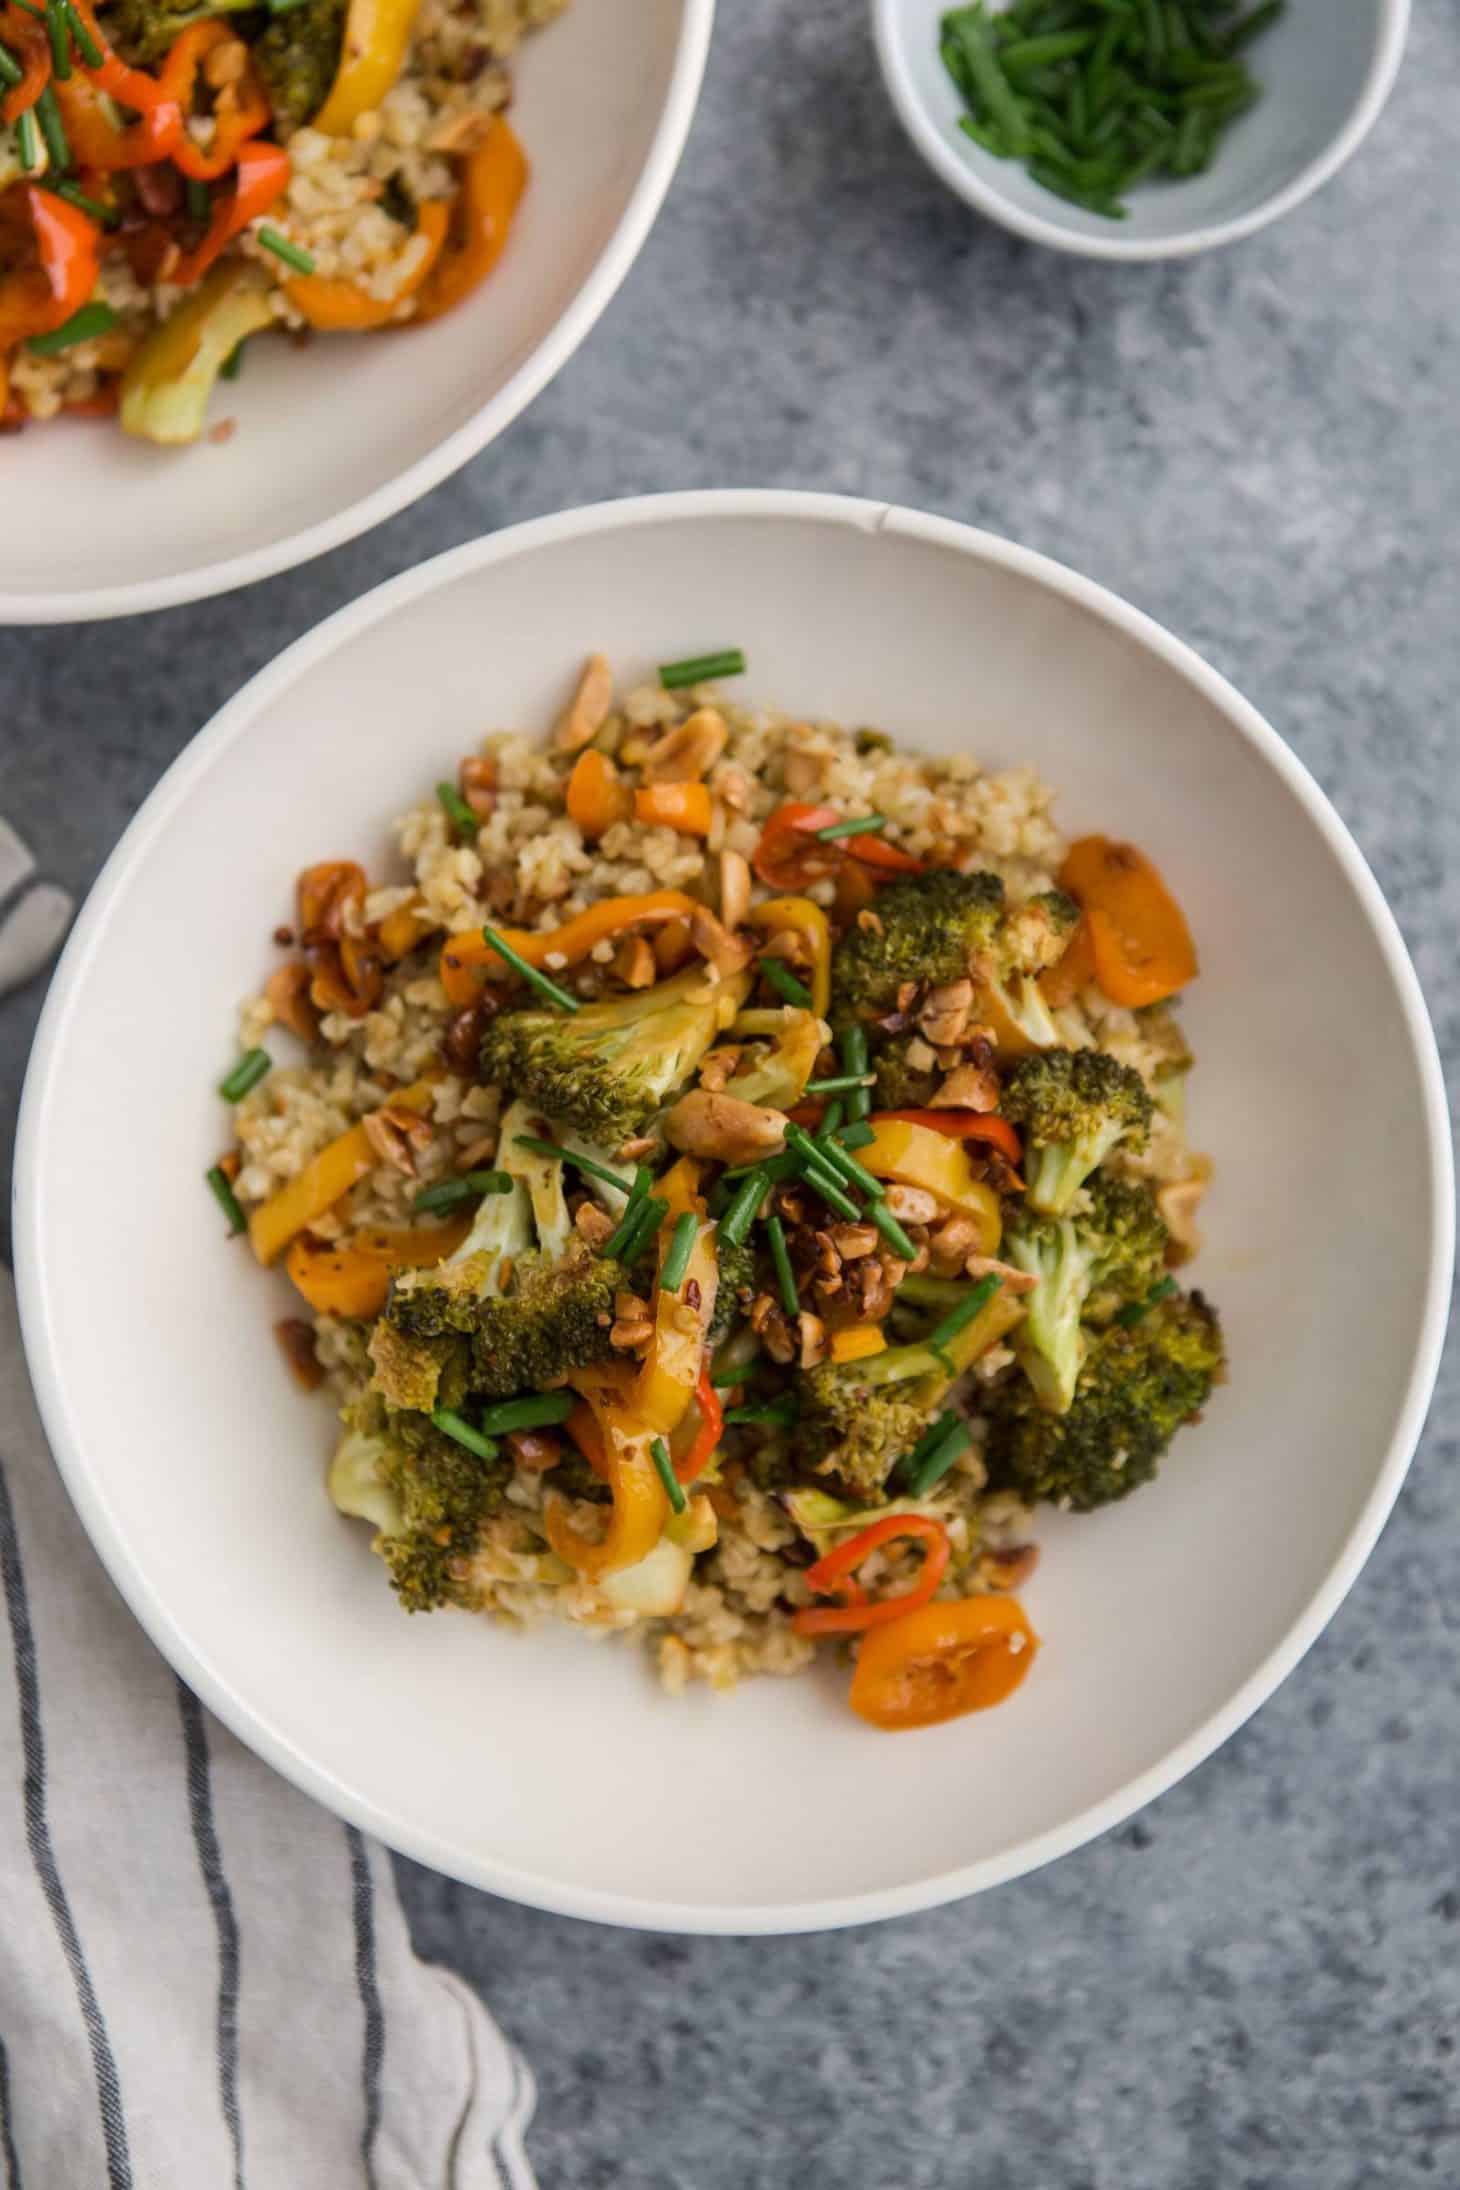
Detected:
[0,834,537,2189]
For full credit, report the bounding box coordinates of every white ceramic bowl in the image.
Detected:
[0,0,712,626]
[872,0,1409,260]
[15,492,1452,1933]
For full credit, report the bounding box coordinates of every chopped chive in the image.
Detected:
[794,1156,861,1222]
[659,1210,699,1294]
[49,179,116,225]
[710,1358,756,1388]
[0,39,22,86]
[411,1169,512,1214]
[27,300,118,356]
[659,648,745,690]
[839,1024,871,1121]
[718,1167,772,1248]
[813,813,890,843]
[905,1415,974,1498]
[205,1164,246,1236]
[256,224,315,274]
[602,1173,654,1261]
[870,1201,918,1262]
[16,106,39,173]
[897,1408,959,1489]
[946,9,1031,154]
[62,0,102,64]
[815,1098,845,1142]
[479,1391,576,1434]
[481,924,580,1012]
[927,1274,1002,1355]
[437,780,479,843]
[512,1134,627,1191]
[184,174,212,224]
[649,1435,688,1513]
[10,0,44,16]
[1001,29,1096,66]
[34,85,68,171]
[219,340,245,381]
[803,1073,874,1096]
[218,1047,270,1102]
[621,1196,668,1265]
[766,1214,799,1318]
[1115,1274,1178,1327]
[758,957,814,1011]
[724,1398,798,1428]
[835,1121,876,1152]
[44,0,71,77]
[430,1408,500,1462]
[722,1150,800,1187]
[792,1124,885,1203]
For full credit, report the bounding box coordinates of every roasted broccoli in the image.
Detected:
[796,1299,1017,1496]
[1000,1047,1153,1215]
[871,1032,940,1111]
[831,868,1005,1019]
[375,1101,620,1404]
[105,0,254,65]
[982,1290,1224,1510]
[480,964,750,1145]
[709,1232,758,1343]
[328,1403,509,1612]
[1004,1177,1167,1414]
[254,0,348,131]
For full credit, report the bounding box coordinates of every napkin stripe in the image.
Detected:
[0,2033,21,2189]
[346,1826,385,2186]
[177,1683,246,2190]
[0,1461,132,2190]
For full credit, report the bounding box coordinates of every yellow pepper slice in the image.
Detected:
[440,890,700,1006]
[860,1119,1003,1252]
[545,1367,668,1581]
[829,1324,886,1365]
[312,0,424,135]
[635,1166,718,1436]
[746,895,831,1019]
[247,1080,435,1265]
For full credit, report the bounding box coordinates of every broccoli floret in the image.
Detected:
[871,1033,940,1111]
[1004,1178,1167,1414]
[1001,1048,1153,1215]
[997,889,1081,977]
[328,1405,509,1613]
[254,0,348,131]
[709,1233,757,1343]
[105,0,254,65]
[982,1291,1224,1510]
[796,1305,1006,1496]
[480,964,749,1145]
[831,869,1005,1019]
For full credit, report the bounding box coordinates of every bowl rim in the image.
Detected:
[0,0,716,628]
[870,0,1411,262]
[14,488,1454,1933]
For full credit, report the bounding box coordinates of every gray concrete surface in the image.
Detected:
[2,2,1458,2183]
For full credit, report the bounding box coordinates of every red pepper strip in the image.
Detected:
[0,187,101,348]
[848,833,925,875]
[872,1110,1023,1168]
[752,802,926,891]
[159,21,270,181]
[675,1360,723,1485]
[793,1514,951,1637]
[170,137,289,286]
[785,1101,825,1129]
[0,2,49,125]
[62,0,184,165]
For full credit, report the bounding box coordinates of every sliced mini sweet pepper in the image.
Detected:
[545,1366,667,1581]
[169,137,290,287]
[57,0,183,167]
[793,1514,951,1638]
[847,1595,1039,1728]
[745,895,831,1019]
[246,1078,435,1265]
[871,1109,1022,1169]
[284,1210,472,1317]
[160,22,271,182]
[412,115,526,322]
[312,0,423,135]
[286,197,449,328]
[0,186,100,349]
[0,1,49,125]
[440,889,698,1006]
[859,1117,1003,1248]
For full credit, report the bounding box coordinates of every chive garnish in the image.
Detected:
[62,0,101,65]
[218,1047,270,1102]
[205,1164,246,1236]
[44,0,71,77]
[724,1398,798,1428]
[927,1274,1001,1356]
[897,1407,959,1488]
[718,1167,772,1248]
[791,1124,885,1203]
[479,1391,575,1434]
[437,780,478,843]
[659,649,746,691]
[803,1073,873,1096]
[26,299,118,355]
[0,39,22,86]
[256,225,315,274]
[904,1415,973,1498]
[481,924,580,1012]
[815,1098,845,1142]
[16,106,39,173]
[34,85,68,172]
[766,1214,798,1318]
[650,1436,688,1514]
[814,813,891,843]
[512,1134,629,1191]
[659,1210,698,1294]
[835,1121,876,1152]
[220,340,245,381]
[758,957,814,1011]
[870,1202,918,1262]
[602,1172,653,1261]
[794,1154,860,1222]
[430,1408,500,1462]
[50,179,116,225]
[839,1024,871,1121]
[1115,1274,1178,1327]
[411,1169,512,1214]
[184,174,211,225]
[709,1358,756,1388]
[620,1195,668,1265]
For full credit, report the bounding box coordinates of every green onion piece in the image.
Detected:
[927,1273,1002,1356]
[0,38,23,86]
[649,1435,688,1514]
[905,1415,974,1498]
[480,924,580,1012]
[602,1173,654,1261]
[721,1150,800,1187]
[184,174,211,225]
[870,1201,918,1262]
[62,0,102,65]
[11,1,44,17]
[479,1391,576,1435]
[839,1024,871,1121]
[724,1398,798,1428]
[26,299,118,355]
[718,1167,772,1248]
[795,1156,860,1222]
[803,1073,873,1096]
[622,1196,668,1265]
[1001,28,1096,67]
[835,1121,876,1152]
[897,1407,959,1489]
[411,1169,512,1214]
[219,340,245,381]
[709,1358,756,1388]
[813,813,890,843]
[218,1047,271,1103]
[815,1098,845,1142]
[204,1164,246,1236]
[430,1408,500,1462]
[16,106,40,173]
[766,1214,798,1318]
[44,0,71,78]
[34,84,68,171]
[659,649,746,691]
[792,1124,885,1203]
[256,225,315,275]
[437,780,479,843]
[512,1134,629,1192]
[757,956,814,1011]
[50,179,116,224]
[659,1210,699,1294]
[1115,1274,1178,1327]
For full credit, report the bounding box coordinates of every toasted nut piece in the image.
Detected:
[203,36,247,86]
[506,1428,561,1470]
[918,979,974,1049]
[455,1130,498,1169]
[427,105,495,155]
[718,848,751,931]
[364,1104,433,1175]
[883,1183,939,1227]
[750,1295,796,1365]
[615,1134,658,1162]
[965,1253,1038,1294]
[829,1222,878,1261]
[610,1315,654,1353]
[1158,1168,1210,1264]
[782,742,825,796]
[653,918,695,975]
[265,962,320,1042]
[458,755,497,819]
[643,707,728,784]
[612,933,656,990]
[932,1060,1001,1112]
[903,1034,938,1072]
[554,653,615,754]
[664,1089,787,1166]
[798,1312,827,1369]
[716,766,752,813]
[697,1046,741,1094]
[984,1544,1040,1589]
[928,1213,980,1276]
[575,1202,615,1245]
[689,905,754,977]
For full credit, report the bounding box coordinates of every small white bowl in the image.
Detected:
[872,0,1409,260]
[15,491,1453,1933]
[0,0,712,625]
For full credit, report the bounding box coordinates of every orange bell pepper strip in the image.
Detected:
[377,893,439,962]
[0,2,49,124]
[286,199,450,329]
[634,781,713,837]
[1058,836,1197,1009]
[871,1109,1023,1170]
[412,116,526,324]
[829,1324,886,1366]
[1038,915,1096,1009]
[440,889,698,1006]
[170,138,290,287]
[565,749,631,840]
[752,802,925,891]
[284,1210,472,1318]
[0,188,100,348]
[793,1515,951,1638]
[848,1594,1039,1728]
[544,1367,667,1581]
[160,22,270,182]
